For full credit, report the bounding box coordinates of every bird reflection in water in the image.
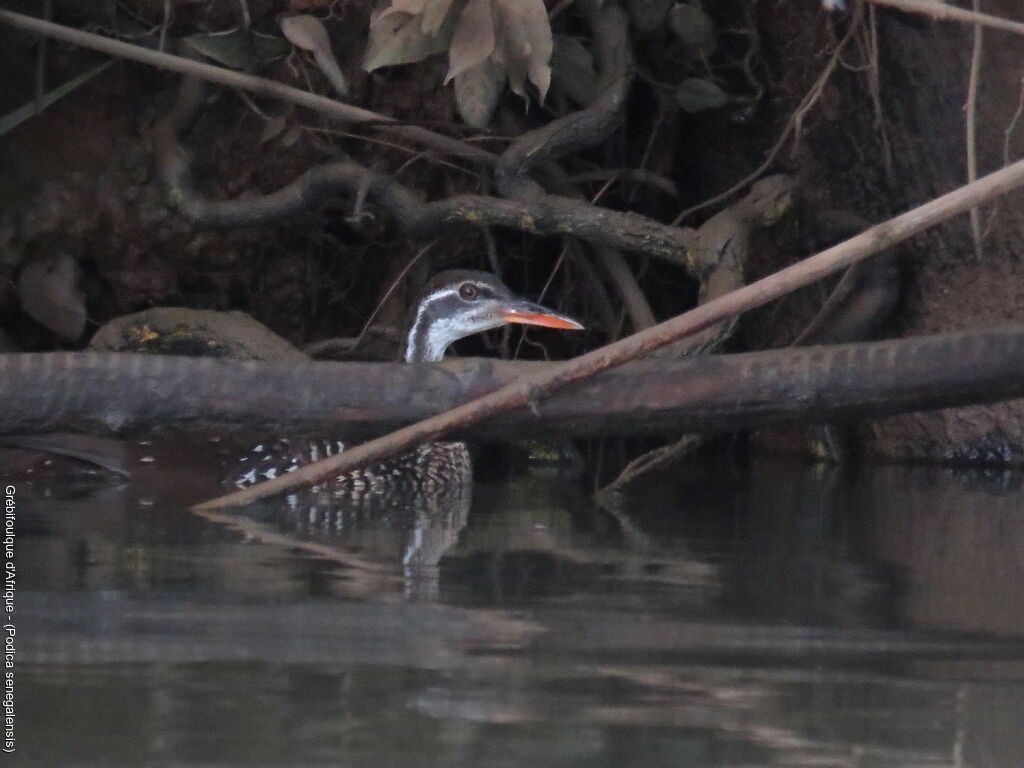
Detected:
[219,271,582,599]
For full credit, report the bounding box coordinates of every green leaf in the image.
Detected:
[675,77,729,113]
[364,8,451,71]
[551,35,598,107]
[669,2,716,57]
[626,0,673,37]
[184,29,289,70]
[0,60,113,139]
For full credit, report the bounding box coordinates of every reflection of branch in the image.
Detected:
[194,157,1024,510]
[192,505,403,574]
[599,435,706,495]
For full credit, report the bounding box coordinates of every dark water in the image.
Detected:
[9,451,1024,767]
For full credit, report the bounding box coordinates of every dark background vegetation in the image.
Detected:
[3,0,1024,464]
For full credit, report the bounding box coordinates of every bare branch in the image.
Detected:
[152,76,711,271]
[6,326,1024,437]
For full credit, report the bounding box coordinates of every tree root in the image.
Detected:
[149,3,792,283]
[153,82,707,272]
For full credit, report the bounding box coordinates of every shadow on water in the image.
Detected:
[9,449,1024,767]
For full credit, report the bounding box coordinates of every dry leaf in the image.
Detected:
[378,0,458,34]
[420,0,459,34]
[280,125,304,147]
[494,0,552,101]
[281,14,348,95]
[18,254,87,341]
[281,14,331,52]
[364,0,554,127]
[454,57,504,128]
[260,114,289,144]
[364,7,451,71]
[374,0,458,38]
[446,0,496,83]
[377,0,430,20]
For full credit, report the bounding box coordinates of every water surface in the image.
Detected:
[12,454,1024,767]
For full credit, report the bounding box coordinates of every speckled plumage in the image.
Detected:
[226,271,579,499]
[324,441,472,499]
[226,438,470,498]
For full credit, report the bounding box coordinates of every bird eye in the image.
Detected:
[458,283,478,301]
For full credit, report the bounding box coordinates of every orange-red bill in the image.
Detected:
[502,305,584,330]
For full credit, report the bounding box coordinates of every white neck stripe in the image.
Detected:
[404,287,459,362]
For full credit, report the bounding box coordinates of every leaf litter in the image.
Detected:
[364,0,553,128]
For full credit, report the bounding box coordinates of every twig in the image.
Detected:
[984,76,1024,237]
[966,0,984,258]
[671,1,863,225]
[566,240,619,334]
[0,8,493,165]
[862,4,893,178]
[568,168,679,199]
[237,0,251,31]
[354,243,435,348]
[599,435,705,494]
[158,0,170,53]
[593,245,656,330]
[1002,80,1024,167]
[495,5,658,331]
[192,156,1024,510]
[868,0,1024,36]
[33,0,51,114]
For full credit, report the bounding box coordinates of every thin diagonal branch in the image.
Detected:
[193,156,1024,511]
[869,0,1024,36]
[0,8,492,164]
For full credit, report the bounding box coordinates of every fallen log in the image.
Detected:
[3,325,1024,439]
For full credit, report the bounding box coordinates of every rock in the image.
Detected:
[89,307,310,363]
